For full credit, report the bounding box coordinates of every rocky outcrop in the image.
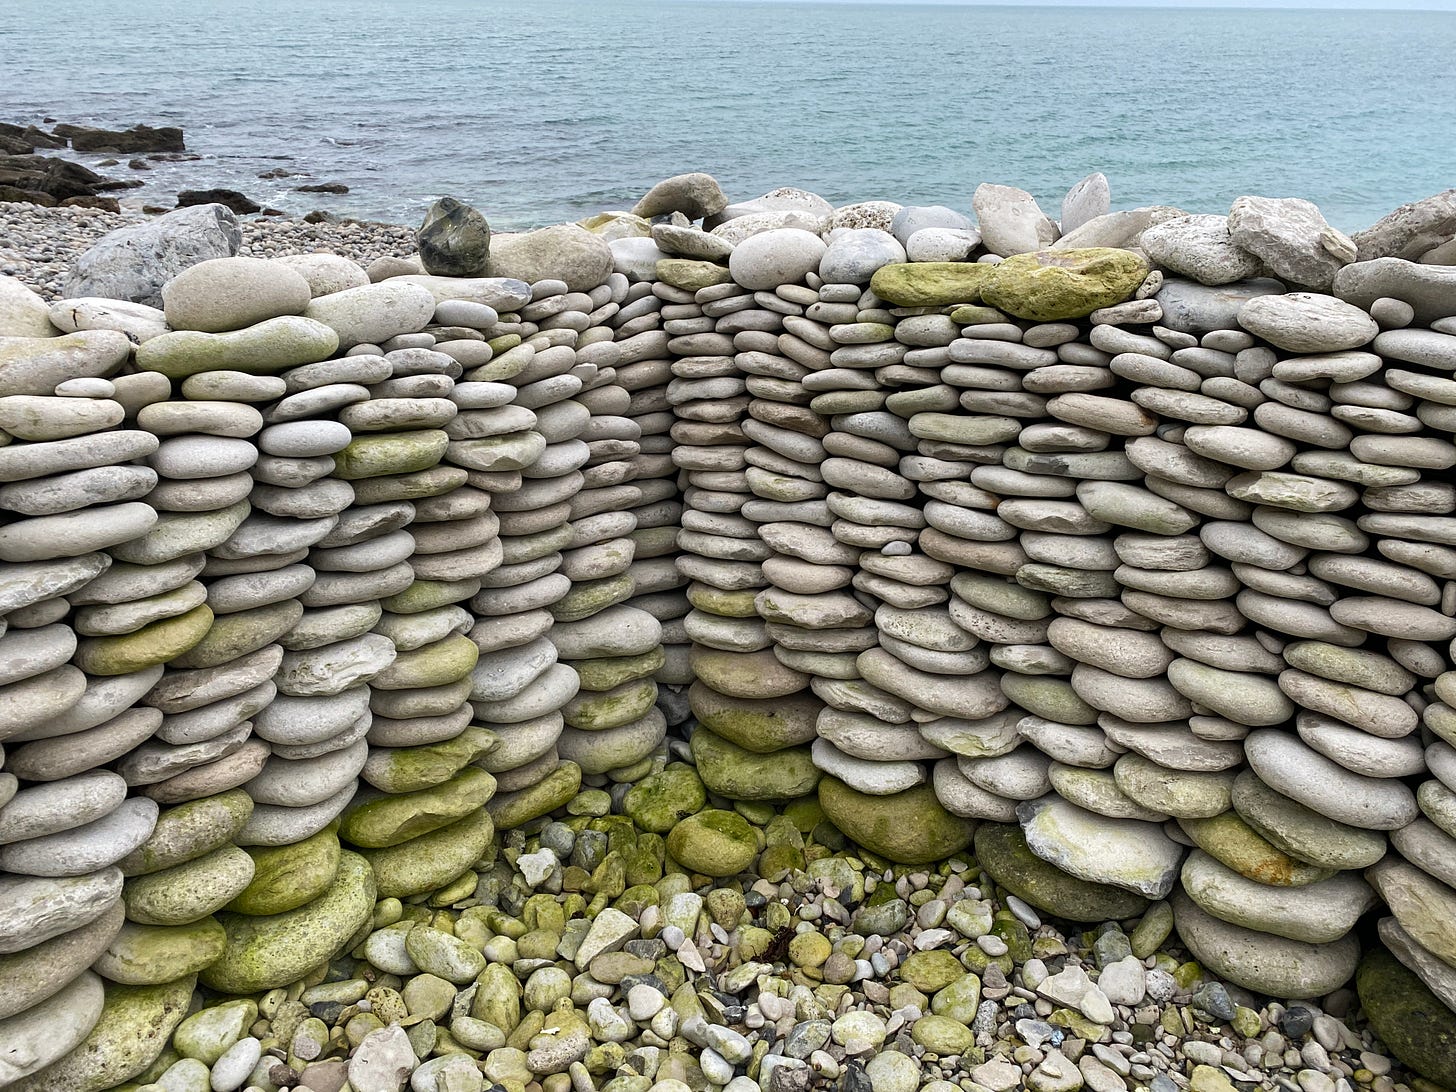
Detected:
[63,204,242,307]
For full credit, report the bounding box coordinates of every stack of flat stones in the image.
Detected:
[687,215,1455,1004]
[610,275,692,720]
[531,276,661,795]
[0,324,169,1081]
[628,180,1456,1007]
[671,235,832,806]
[460,278,583,832]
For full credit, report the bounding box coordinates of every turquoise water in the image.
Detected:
[2,0,1453,231]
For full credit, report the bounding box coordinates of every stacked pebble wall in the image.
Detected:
[0,192,1455,1088]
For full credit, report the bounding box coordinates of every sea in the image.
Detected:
[3,0,1454,233]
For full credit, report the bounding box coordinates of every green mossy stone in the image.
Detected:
[72,604,214,675]
[134,316,338,379]
[574,649,665,692]
[360,806,494,900]
[685,584,760,618]
[949,304,1008,324]
[784,798,828,833]
[869,262,996,307]
[372,634,479,690]
[380,578,481,614]
[200,852,375,993]
[228,825,342,915]
[551,574,635,623]
[689,726,820,801]
[361,726,498,795]
[172,998,256,1065]
[563,677,658,730]
[900,950,966,992]
[121,844,256,926]
[168,599,302,669]
[930,972,983,1024]
[341,765,496,849]
[688,647,810,699]
[911,1013,975,1055]
[623,763,707,834]
[92,918,227,985]
[351,466,467,504]
[486,761,582,831]
[1356,947,1456,1084]
[656,259,732,292]
[7,975,196,1092]
[980,247,1149,321]
[974,822,1150,921]
[666,809,758,878]
[819,778,976,866]
[687,681,820,753]
[333,430,450,480]
[1178,811,1334,887]
[118,789,254,877]
[758,843,806,880]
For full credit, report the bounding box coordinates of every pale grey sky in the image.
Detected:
[705,0,1456,8]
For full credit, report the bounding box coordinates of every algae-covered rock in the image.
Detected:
[121,843,255,925]
[1178,810,1336,886]
[666,809,758,877]
[869,262,995,307]
[360,806,494,900]
[821,778,975,866]
[656,259,732,292]
[974,822,1149,920]
[72,603,214,675]
[687,681,819,753]
[574,649,664,692]
[981,247,1149,321]
[688,647,809,699]
[172,998,256,1065]
[623,763,707,833]
[201,852,374,993]
[562,677,658,730]
[118,789,254,877]
[134,315,338,379]
[333,430,450,481]
[486,761,581,832]
[7,974,195,1092]
[360,725,496,795]
[690,726,820,801]
[340,766,495,848]
[92,917,226,985]
[227,824,341,915]
[169,599,299,669]
[1357,946,1456,1084]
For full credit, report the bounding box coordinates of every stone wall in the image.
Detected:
[0,179,1454,1087]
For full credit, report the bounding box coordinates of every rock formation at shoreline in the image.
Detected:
[0,177,1453,1090]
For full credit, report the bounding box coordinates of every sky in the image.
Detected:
[709,0,1456,8]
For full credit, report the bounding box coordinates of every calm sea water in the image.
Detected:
[3,1,1454,232]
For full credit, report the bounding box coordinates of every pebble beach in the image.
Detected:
[0,203,418,300]
[0,166,1454,1092]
